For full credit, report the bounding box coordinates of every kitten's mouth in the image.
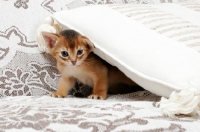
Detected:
[66,61,81,67]
[69,63,80,67]
[68,64,76,67]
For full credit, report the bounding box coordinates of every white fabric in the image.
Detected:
[51,5,200,98]
[154,3,200,26]
[36,3,200,117]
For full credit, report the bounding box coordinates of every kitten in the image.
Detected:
[42,30,137,100]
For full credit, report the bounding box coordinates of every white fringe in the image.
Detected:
[36,17,61,53]
[159,88,200,117]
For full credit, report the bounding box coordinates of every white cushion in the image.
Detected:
[51,3,200,98]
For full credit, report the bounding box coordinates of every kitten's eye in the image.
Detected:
[61,51,69,57]
[77,50,83,55]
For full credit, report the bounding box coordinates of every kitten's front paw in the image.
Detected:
[88,94,106,100]
[50,92,66,98]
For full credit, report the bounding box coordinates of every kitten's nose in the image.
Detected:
[71,61,77,65]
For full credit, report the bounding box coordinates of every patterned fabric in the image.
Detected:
[0,0,199,131]
[0,0,146,97]
[1,92,200,132]
[109,3,200,52]
[0,0,191,98]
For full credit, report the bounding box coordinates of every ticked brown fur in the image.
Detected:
[42,30,136,100]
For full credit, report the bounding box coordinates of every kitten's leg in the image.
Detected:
[88,77,108,100]
[50,76,75,98]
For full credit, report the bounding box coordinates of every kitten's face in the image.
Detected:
[54,35,92,66]
[42,30,94,67]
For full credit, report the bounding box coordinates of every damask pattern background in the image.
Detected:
[1,0,200,131]
[0,0,188,97]
[0,0,170,97]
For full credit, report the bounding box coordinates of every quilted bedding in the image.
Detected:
[0,0,200,131]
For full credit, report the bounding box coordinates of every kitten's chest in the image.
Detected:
[64,67,93,87]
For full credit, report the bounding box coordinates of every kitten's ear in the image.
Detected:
[82,36,95,51]
[41,32,59,48]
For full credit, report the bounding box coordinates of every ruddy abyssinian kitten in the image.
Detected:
[42,30,137,100]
